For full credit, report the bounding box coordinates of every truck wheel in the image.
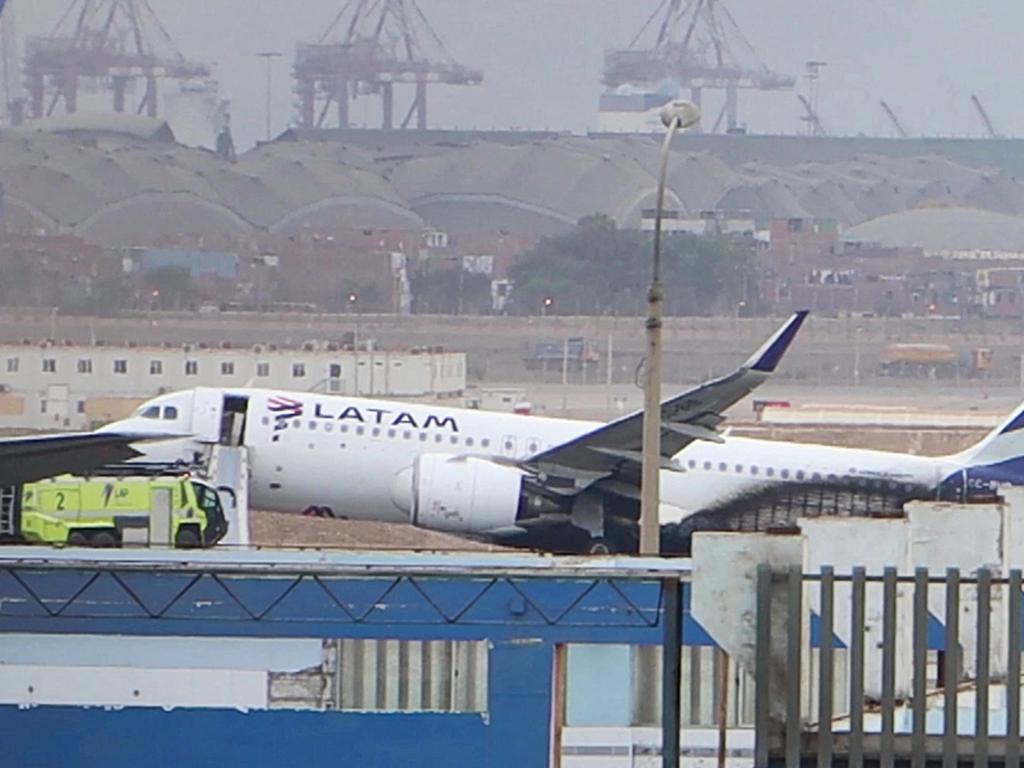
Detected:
[92,531,117,548]
[175,527,202,549]
[67,532,88,548]
[585,538,614,556]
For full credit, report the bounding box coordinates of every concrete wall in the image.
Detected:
[10,309,1024,387]
[691,488,1024,708]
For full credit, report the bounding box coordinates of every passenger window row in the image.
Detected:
[688,458,798,478]
[686,458,905,490]
[261,415,494,449]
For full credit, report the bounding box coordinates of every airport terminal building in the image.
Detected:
[0,341,466,430]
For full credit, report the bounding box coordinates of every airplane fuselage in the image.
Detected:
[112,388,961,530]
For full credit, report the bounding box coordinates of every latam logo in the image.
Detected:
[268,395,304,430]
[266,395,460,441]
[312,402,458,432]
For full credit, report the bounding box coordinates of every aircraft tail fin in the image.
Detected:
[952,399,1024,468]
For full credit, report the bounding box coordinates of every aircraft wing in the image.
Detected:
[523,311,808,483]
[0,432,152,486]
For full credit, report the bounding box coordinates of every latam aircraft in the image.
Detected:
[103,311,1024,553]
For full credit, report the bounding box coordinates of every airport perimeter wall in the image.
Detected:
[5,309,1024,386]
[5,486,1024,765]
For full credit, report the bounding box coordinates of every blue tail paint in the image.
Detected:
[744,310,809,373]
[940,400,1024,499]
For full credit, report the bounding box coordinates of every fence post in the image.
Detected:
[817,566,834,768]
[975,568,991,768]
[662,577,682,768]
[755,563,772,768]
[911,568,929,768]
[785,565,803,768]
[1007,569,1021,768]
[755,561,800,767]
[849,567,866,768]
[943,568,961,768]
[881,567,897,768]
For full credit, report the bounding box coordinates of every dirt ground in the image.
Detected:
[249,509,511,552]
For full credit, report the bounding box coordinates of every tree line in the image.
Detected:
[507,215,757,316]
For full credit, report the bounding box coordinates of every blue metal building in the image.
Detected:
[0,548,705,768]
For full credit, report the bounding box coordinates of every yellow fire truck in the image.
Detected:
[0,475,228,548]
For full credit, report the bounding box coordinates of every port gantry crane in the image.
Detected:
[23,0,212,120]
[294,0,483,131]
[603,0,795,133]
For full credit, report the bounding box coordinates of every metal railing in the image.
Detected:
[755,565,1024,768]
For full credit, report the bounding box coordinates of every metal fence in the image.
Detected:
[267,638,489,713]
[625,645,756,728]
[754,565,1023,768]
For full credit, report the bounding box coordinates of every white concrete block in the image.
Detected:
[691,532,802,673]
[801,517,912,699]
[907,501,1006,679]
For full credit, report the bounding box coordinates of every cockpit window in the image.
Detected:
[163,406,179,420]
[140,406,160,419]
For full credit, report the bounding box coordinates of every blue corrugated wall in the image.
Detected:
[0,641,553,768]
[1,709,486,768]
[0,554,694,767]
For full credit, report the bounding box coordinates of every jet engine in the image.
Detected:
[408,454,525,534]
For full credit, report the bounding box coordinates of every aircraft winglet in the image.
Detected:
[743,310,809,373]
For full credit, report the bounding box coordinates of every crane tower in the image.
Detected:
[24,0,213,120]
[294,0,483,131]
[601,0,794,133]
[0,0,20,124]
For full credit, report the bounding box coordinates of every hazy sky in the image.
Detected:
[12,1,1024,150]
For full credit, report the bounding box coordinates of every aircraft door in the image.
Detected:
[191,390,251,446]
[220,395,250,447]
[191,388,225,443]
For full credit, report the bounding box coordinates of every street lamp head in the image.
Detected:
[659,100,701,131]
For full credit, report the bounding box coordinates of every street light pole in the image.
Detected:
[256,52,282,142]
[639,100,700,556]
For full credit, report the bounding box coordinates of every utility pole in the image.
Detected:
[640,100,700,557]
[256,52,282,142]
[561,336,569,414]
[606,327,614,418]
